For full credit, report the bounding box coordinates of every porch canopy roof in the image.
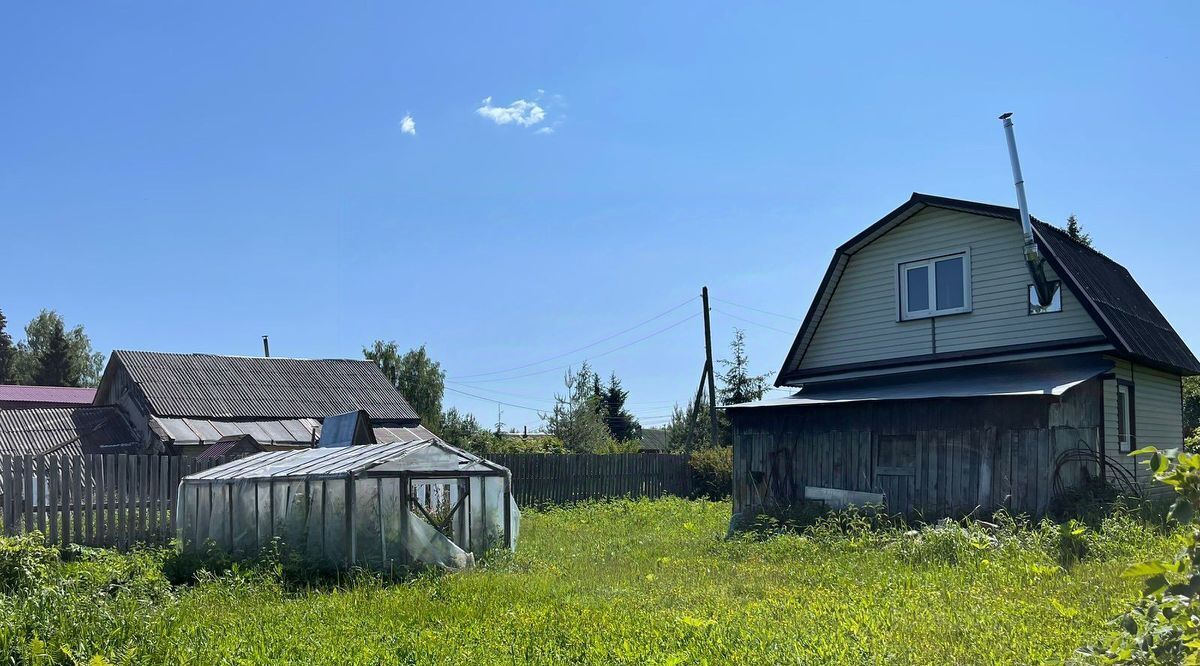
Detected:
[728,354,1113,410]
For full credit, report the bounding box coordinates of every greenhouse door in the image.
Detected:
[408,477,472,553]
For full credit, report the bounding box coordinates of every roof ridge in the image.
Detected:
[1030,219,1126,268]
[114,349,373,363]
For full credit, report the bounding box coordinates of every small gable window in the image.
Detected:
[1028,281,1063,315]
[898,251,971,320]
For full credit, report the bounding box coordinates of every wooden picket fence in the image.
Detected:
[488,453,692,507]
[0,452,692,549]
[0,454,239,549]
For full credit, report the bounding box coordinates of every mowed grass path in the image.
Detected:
[136,498,1159,665]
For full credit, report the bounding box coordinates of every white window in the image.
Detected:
[1116,384,1133,453]
[898,251,971,320]
[1029,281,1063,315]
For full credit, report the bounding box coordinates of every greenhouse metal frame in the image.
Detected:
[176,439,517,570]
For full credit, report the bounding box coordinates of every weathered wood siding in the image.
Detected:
[1103,358,1184,499]
[94,362,161,453]
[798,208,1103,372]
[731,390,1103,518]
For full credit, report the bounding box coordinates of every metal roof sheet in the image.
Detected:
[373,425,438,443]
[0,407,139,456]
[183,439,507,481]
[733,355,1113,409]
[107,351,421,421]
[0,385,96,406]
[151,416,319,447]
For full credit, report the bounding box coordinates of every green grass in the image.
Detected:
[0,498,1174,665]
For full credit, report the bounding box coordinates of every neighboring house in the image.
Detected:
[93,350,434,455]
[0,385,97,409]
[638,429,670,453]
[727,193,1199,519]
[0,406,139,457]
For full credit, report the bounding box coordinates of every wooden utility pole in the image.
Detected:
[702,286,719,447]
[683,363,709,450]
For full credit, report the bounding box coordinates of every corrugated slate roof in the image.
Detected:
[1032,220,1200,375]
[0,385,96,406]
[0,407,140,457]
[107,351,420,422]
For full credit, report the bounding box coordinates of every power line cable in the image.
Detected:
[711,308,794,335]
[450,295,699,380]
[459,312,701,383]
[444,381,557,405]
[710,297,802,322]
[443,386,545,413]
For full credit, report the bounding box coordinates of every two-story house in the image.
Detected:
[727,193,1199,519]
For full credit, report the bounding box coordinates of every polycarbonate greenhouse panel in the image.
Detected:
[177,440,518,571]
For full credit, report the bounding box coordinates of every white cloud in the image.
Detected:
[476,96,546,128]
[399,113,416,136]
[534,126,555,135]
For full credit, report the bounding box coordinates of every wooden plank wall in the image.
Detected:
[487,453,691,507]
[733,426,1101,519]
[0,454,238,549]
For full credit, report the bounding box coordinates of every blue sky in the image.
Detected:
[2,3,1197,431]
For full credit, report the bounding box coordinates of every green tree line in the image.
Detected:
[0,308,104,387]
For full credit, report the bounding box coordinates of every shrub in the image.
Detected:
[0,533,57,595]
[688,446,732,499]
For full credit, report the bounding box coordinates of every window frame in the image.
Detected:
[896,249,972,321]
[1027,280,1063,316]
[1116,382,1135,453]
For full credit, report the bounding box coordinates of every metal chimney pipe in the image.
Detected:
[998,112,1055,307]
[999,112,1036,246]
[262,335,270,358]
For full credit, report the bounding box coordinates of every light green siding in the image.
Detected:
[1103,358,1183,498]
[798,207,1104,371]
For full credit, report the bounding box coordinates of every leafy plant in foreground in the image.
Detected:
[1085,447,1200,664]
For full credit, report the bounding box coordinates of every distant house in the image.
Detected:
[195,434,264,460]
[93,350,435,455]
[638,429,670,453]
[728,194,1200,518]
[0,385,96,409]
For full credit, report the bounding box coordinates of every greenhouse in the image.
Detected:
[176,439,518,570]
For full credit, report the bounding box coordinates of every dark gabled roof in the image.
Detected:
[779,193,1200,382]
[101,351,420,422]
[1032,220,1200,375]
[0,406,140,457]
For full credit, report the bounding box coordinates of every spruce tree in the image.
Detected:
[1065,214,1093,248]
[717,329,772,406]
[0,308,15,383]
[33,318,73,386]
[601,373,642,442]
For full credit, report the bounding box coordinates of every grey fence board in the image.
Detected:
[487,453,691,506]
[0,453,239,549]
